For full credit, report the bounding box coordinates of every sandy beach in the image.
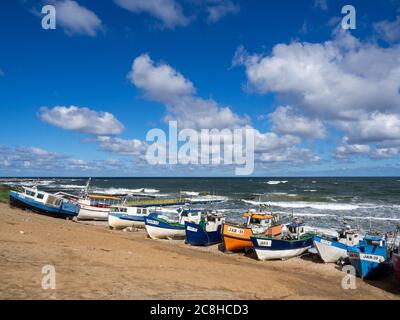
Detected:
[0,203,399,300]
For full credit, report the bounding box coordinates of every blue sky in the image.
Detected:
[1,0,400,176]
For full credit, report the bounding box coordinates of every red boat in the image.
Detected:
[393,251,400,282]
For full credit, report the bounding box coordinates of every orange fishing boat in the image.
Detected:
[222,209,283,252]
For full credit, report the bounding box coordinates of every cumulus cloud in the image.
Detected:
[206,0,240,23]
[334,137,371,159]
[54,0,103,36]
[0,145,131,173]
[374,16,400,43]
[233,31,400,120]
[95,136,148,157]
[128,54,195,103]
[234,29,400,162]
[39,106,125,135]
[335,112,400,145]
[114,0,189,29]
[129,53,249,129]
[268,106,326,139]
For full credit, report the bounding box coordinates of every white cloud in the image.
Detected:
[206,0,240,23]
[95,136,148,157]
[314,0,328,11]
[39,106,125,135]
[234,31,400,120]
[374,16,400,43]
[234,29,400,162]
[334,138,371,159]
[0,145,132,173]
[54,0,103,36]
[114,0,189,29]
[129,54,249,129]
[129,54,195,103]
[268,106,326,139]
[335,113,400,145]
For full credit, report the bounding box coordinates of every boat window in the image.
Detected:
[143,209,147,214]
[36,193,45,200]
[137,209,142,214]
[26,190,36,197]
[250,218,261,224]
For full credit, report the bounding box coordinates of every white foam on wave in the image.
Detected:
[266,180,288,185]
[241,199,359,211]
[343,215,400,222]
[190,195,229,203]
[181,191,200,196]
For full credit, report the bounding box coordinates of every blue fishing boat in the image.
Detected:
[9,187,79,219]
[347,235,389,279]
[185,211,226,246]
[145,209,202,239]
[313,226,360,263]
[251,220,314,260]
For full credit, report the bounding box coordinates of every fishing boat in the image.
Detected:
[108,206,154,229]
[222,208,282,252]
[313,226,360,263]
[58,179,125,221]
[347,235,390,279]
[9,187,79,219]
[145,209,202,240]
[185,211,226,246]
[251,220,314,260]
[76,194,124,221]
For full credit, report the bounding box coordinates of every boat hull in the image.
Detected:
[185,222,222,246]
[9,191,79,219]
[313,236,348,263]
[145,216,185,239]
[108,213,146,229]
[251,237,313,261]
[222,223,282,252]
[347,250,387,279]
[77,204,109,221]
[393,253,400,282]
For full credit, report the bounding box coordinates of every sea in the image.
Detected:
[2,177,400,235]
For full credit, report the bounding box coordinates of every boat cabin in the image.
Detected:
[338,226,360,246]
[243,209,279,232]
[178,209,202,225]
[22,187,63,208]
[284,220,307,240]
[203,211,226,232]
[79,194,123,208]
[110,206,151,217]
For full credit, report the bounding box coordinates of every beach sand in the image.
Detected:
[0,203,399,300]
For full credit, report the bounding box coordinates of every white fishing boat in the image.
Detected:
[313,226,360,263]
[108,206,156,229]
[145,208,202,239]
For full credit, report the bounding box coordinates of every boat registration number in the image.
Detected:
[228,227,244,235]
[187,226,198,232]
[147,219,160,226]
[257,239,272,247]
[348,252,385,263]
[320,239,332,246]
